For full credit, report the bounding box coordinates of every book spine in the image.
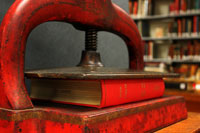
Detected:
[143,0,149,16]
[129,0,133,14]
[193,16,197,36]
[186,0,191,13]
[138,0,142,17]
[182,18,186,37]
[100,79,165,108]
[169,3,175,15]
[195,0,200,12]
[180,0,187,14]
[148,0,152,15]
[175,0,180,14]
[133,1,138,15]
[177,19,182,37]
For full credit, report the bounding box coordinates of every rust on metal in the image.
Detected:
[0,0,144,110]
[0,96,186,125]
[25,67,179,80]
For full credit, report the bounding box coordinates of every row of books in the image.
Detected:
[129,0,200,17]
[170,0,200,15]
[144,41,200,60]
[168,16,200,37]
[129,0,153,16]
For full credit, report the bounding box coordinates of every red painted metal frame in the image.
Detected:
[0,0,143,110]
[0,96,187,132]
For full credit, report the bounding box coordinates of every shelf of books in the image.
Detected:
[131,12,200,21]
[129,0,200,93]
[129,0,200,19]
[142,36,200,41]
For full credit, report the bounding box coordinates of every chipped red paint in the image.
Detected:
[0,0,188,132]
[0,0,143,110]
[0,96,187,132]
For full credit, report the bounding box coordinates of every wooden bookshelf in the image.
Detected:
[142,36,200,41]
[131,12,200,21]
[129,0,200,83]
[144,59,200,64]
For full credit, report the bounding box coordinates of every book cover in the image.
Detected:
[180,0,187,14]
[168,44,175,59]
[191,0,196,12]
[129,0,133,14]
[169,3,175,15]
[175,0,180,14]
[186,18,192,36]
[177,19,182,37]
[172,20,178,37]
[195,0,200,12]
[143,0,149,16]
[142,21,150,37]
[148,41,154,59]
[30,78,165,108]
[182,18,186,36]
[148,0,153,15]
[193,16,198,36]
[137,0,143,17]
[133,1,138,15]
[186,0,192,13]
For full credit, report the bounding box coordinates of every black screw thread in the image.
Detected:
[85,29,97,51]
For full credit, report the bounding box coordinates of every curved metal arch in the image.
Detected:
[0,0,143,109]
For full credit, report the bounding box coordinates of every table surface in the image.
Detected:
[157,112,200,133]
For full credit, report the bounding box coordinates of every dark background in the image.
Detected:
[0,0,129,71]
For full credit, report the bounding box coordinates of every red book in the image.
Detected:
[177,19,182,37]
[193,16,197,33]
[133,1,138,15]
[175,0,180,14]
[180,0,187,13]
[29,78,165,108]
[169,3,175,14]
[169,45,175,59]
[187,41,193,56]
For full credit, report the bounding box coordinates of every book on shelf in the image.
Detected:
[169,41,200,60]
[129,0,138,15]
[129,0,154,17]
[144,40,200,61]
[137,16,200,39]
[27,75,165,108]
[167,16,200,38]
[144,41,154,60]
[130,0,200,18]
[170,0,200,14]
[136,21,150,37]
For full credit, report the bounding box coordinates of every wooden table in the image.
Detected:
[157,112,200,133]
[165,89,200,113]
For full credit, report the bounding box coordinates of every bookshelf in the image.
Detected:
[142,36,200,41]
[131,12,200,21]
[128,0,200,92]
[144,59,200,64]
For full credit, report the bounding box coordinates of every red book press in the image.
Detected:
[0,0,187,132]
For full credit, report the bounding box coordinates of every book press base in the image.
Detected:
[0,96,187,132]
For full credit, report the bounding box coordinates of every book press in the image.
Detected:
[0,0,187,132]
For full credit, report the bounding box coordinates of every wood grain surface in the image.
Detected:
[157,112,200,133]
